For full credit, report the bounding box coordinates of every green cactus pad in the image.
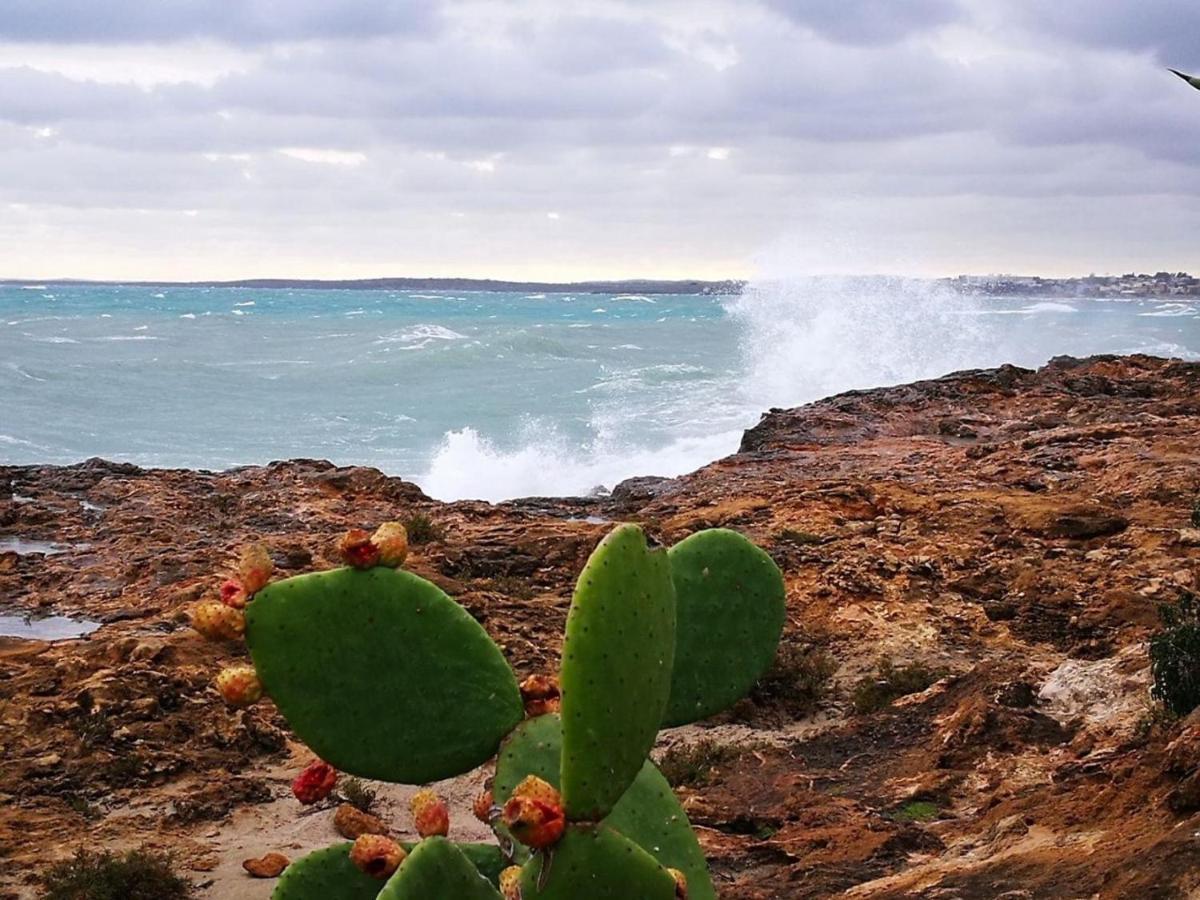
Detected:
[270,843,384,900]
[246,566,523,783]
[398,842,507,887]
[560,524,676,820]
[379,837,502,900]
[663,528,786,727]
[517,825,677,899]
[495,714,714,899]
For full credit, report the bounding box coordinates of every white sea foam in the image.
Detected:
[374,324,468,349]
[1139,303,1196,317]
[969,301,1079,315]
[419,425,740,502]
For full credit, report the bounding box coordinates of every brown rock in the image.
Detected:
[243,852,289,878]
[334,803,389,840]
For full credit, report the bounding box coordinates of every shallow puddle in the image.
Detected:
[0,537,91,555]
[0,612,101,641]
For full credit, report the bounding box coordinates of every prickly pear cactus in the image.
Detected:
[559,523,676,820]
[664,528,787,726]
[191,522,787,898]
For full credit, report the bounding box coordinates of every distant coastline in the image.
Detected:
[2,271,1199,299]
[0,276,745,296]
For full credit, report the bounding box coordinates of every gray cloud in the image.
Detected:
[0,0,439,44]
[1,0,1199,280]
[1012,0,1200,64]
[763,0,965,44]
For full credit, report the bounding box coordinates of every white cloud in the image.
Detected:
[277,147,367,166]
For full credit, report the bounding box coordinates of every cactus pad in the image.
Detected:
[663,528,786,726]
[517,826,677,899]
[246,567,523,783]
[379,838,502,899]
[495,714,713,898]
[560,524,676,820]
[395,842,506,887]
[270,843,384,900]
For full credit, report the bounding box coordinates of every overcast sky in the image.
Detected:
[2,0,1199,281]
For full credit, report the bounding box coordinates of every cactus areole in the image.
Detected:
[192,523,784,899]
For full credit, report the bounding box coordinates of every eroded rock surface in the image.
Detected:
[2,354,1199,898]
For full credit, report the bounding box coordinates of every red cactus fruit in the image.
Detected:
[219,577,248,609]
[292,759,339,805]
[519,674,561,717]
[338,529,381,569]
[472,787,495,824]
[499,865,523,900]
[409,787,450,837]
[238,542,274,595]
[191,601,245,641]
[371,522,409,567]
[349,834,406,879]
[215,665,262,707]
[669,867,689,899]
[500,775,565,850]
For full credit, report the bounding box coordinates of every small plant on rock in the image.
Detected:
[403,512,444,545]
[41,847,191,900]
[1150,591,1200,718]
[339,777,378,814]
[193,524,788,898]
[852,659,945,715]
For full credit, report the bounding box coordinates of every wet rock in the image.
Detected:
[610,475,676,507]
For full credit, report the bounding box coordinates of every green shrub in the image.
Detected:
[751,643,836,716]
[657,739,750,788]
[1150,592,1200,718]
[403,512,445,545]
[339,776,377,813]
[41,848,191,900]
[1192,498,1200,528]
[890,800,939,822]
[852,660,944,714]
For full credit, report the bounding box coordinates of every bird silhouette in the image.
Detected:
[1169,68,1200,91]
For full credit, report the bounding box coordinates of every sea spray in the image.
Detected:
[4,282,1198,499]
[725,275,991,411]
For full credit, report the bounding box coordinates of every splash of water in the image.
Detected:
[419,276,1001,501]
[726,276,990,412]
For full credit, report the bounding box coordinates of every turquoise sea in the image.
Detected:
[2,280,1198,500]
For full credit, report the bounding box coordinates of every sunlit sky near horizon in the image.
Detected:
[3,0,1200,282]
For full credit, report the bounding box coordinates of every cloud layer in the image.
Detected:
[2,0,1199,279]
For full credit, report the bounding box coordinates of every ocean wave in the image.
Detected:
[1139,303,1196,318]
[3,363,47,382]
[374,324,469,349]
[94,335,160,341]
[613,294,656,303]
[971,301,1079,316]
[29,336,79,344]
[417,425,740,502]
[725,277,995,412]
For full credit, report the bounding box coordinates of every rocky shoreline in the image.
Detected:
[3,353,1200,898]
